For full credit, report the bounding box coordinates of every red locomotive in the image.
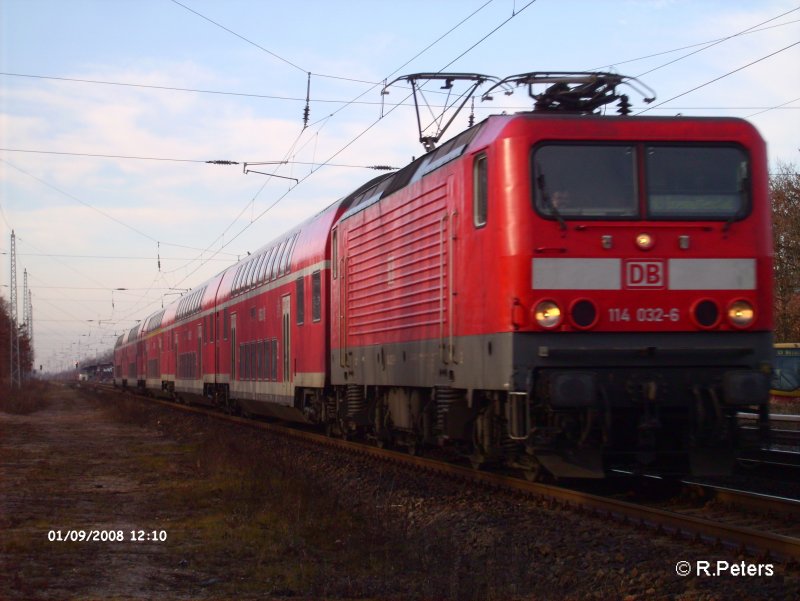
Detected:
[115,73,772,479]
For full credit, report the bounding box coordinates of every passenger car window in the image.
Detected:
[311,271,321,322]
[296,277,305,325]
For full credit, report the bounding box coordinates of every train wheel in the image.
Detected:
[324,417,343,438]
[521,456,552,483]
[522,464,547,482]
[469,452,486,470]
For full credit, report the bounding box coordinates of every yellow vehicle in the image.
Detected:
[771,342,800,399]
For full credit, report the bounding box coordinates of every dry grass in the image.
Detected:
[771,396,800,415]
[100,396,424,599]
[0,380,51,415]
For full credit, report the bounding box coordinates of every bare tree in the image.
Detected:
[1,297,33,389]
[771,161,800,342]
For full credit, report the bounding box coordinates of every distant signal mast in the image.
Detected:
[23,268,33,366]
[8,230,21,388]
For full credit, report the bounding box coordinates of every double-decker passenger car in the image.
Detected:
[115,72,772,479]
[771,342,800,405]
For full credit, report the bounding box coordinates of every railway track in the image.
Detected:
[737,412,800,473]
[738,412,800,449]
[79,382,800,562]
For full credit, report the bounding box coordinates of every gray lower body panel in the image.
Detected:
[332,333,514,390]
[333,330,773,395]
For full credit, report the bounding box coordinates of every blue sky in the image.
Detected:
[1,0,799,372]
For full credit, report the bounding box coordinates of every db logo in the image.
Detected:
[624,260,665,289]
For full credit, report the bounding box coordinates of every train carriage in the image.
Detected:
[115,183,365,421]
[771,342,800,406]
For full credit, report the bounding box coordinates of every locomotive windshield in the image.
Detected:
[646,145,748,219]
[532,143,749,221]
[533,145,638,218]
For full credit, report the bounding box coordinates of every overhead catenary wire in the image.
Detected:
[2,251,234,261]
[3,73,800,115]
[636,40,800,115]
[0,71,464,104]
[169,0,307,74]
[748,96,800,118]
[634,6,800,78]
[4,13,798,108]
[588,17,800,72]
[168,0,497,87]
[0,157,241,257]
[0,148,398,170]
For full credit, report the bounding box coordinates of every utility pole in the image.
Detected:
[23,269,33,377]
[9,230,21,388]
[27,288,33,352]
[22,269,28,336]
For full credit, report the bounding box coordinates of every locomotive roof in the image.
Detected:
[341,119,488,221]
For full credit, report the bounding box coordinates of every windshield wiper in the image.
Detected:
[536,170,567,231]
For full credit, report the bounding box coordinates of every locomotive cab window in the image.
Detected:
[645,145,749,220]
[473,153,488,227]
[532,144,638,219]
[332,228,338,279]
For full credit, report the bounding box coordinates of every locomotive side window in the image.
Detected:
[532,144,637,219]
[332,228,338,279]
[296,277,305,325]
[645,145,749,220]
[473,153,488,227]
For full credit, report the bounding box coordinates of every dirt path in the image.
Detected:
[0,385,200,600]
[0,384,417,600]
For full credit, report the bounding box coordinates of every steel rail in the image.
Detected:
[683,481,800,519]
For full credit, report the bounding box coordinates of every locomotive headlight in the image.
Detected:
[727,300,755,328]
[534,300,562,328]
[635,233,654,250]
